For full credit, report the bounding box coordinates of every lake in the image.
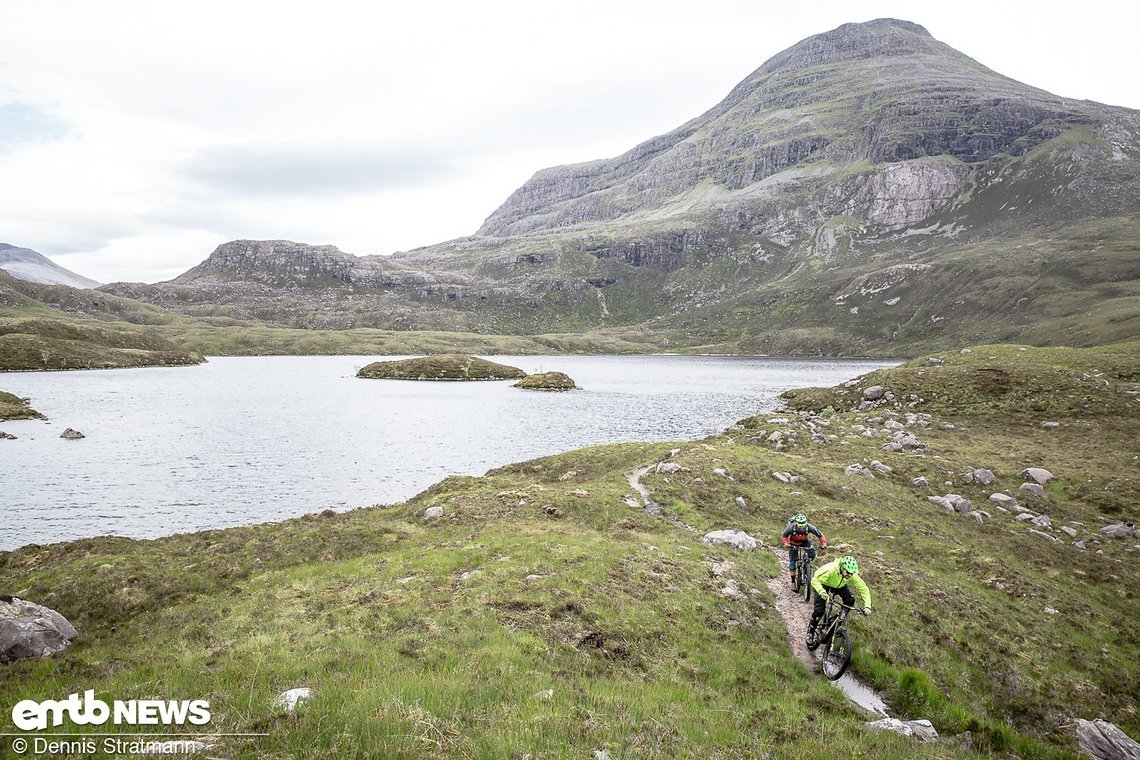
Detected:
[0,355,896,550]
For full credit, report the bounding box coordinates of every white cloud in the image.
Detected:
[1,0,1136,283]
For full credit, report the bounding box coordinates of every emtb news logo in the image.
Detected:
[11,691,210,731]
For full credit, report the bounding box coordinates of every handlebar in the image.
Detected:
[828,598,871,615]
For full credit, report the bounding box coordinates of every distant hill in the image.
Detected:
[87,18,1140,355]
[0,244,101,289]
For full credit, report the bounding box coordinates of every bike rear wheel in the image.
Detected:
[820,628,851,680]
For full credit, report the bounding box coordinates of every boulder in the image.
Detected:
[656,462,683,474]
[1072,718,1140,760]
[968,468,997,485]
[1041,421,1061,430]
[1101,523,1138,540]
[866,718,938,742]
[922,358,945,366]
[423,506,444,519]
[927,495,972,514]
[863,385,886,401]
[60,428,85,440]
[1031,514,1052,528]
[845,464,875,479]
[989,493,1019,510]
[869,460,893,475]
[1061,526,1079,539]
[771,471,792,484]
[701,529,759,551]
[1019,483,1046,498]
[912,476,929,489]
[0,430,15,440]
[895,433,930,452]
[274,688,312,712]
[1019,467,1055,485]
[881,441,904,453]
[0,596,78,663]
[734,496,747,510]
[1029,529,1059,541]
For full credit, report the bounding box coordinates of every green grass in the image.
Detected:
[2,343,1136,758]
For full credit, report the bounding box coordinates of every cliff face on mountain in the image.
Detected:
[97,19,1140,355]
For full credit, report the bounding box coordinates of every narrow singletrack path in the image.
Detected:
[764,546,890,716]
[629,461,890,715]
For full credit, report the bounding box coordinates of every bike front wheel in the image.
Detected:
[820,628,851,680]
[800,563,812,603]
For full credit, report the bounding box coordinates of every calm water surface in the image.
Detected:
[0,355,896,549]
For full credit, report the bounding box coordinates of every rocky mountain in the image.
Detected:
[99,19,1140,355]
[0,244,101,289]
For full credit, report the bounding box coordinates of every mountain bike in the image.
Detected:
[791,545,821,603]
[798,546,825,601]
[808,595,867,680]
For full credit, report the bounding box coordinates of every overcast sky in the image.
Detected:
[2,0,1137,284]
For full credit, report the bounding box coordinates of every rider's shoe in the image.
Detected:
[806,632,819,651]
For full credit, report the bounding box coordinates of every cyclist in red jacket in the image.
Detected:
[781,513,827,586]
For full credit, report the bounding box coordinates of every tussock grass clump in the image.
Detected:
[357,353,527,381]
[514,371,577,391]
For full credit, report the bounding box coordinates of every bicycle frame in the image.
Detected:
[816,595,857,644]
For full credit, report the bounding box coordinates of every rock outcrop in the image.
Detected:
[0,596,78,663]
[1072,718,1140,760]
[701,529,759,551]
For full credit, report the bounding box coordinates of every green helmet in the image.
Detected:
[793,513,808,526]
[840,556,859,574]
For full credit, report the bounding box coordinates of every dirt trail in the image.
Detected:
[764,546,890,716]
[628,465,697,533]
[627,463,890,716]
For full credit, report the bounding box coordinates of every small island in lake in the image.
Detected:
[0,391,44,420]
[356,354,527,381]
[514,371,577,391]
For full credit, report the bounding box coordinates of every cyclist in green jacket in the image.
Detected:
[807,555,871,649]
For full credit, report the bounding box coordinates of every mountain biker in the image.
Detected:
[781,513,828,586]
[807,555,871,649]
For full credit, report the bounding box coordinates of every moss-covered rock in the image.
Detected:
[514,371,578,391]
[356,354,526,381]
[0,391,44,421]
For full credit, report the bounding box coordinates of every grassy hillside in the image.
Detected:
[1,343,1136,758]
[0,317,203,371]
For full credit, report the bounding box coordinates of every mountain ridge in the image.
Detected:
[85,18,1140,355]
[0,244,101,289]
